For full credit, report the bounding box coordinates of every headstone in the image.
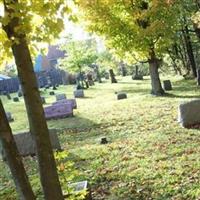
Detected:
[45,85,49,89]
[132,65,143,80]
[18,91,23,97]
[100,137,108,144]
[41,97,46,104]
[52,86,57,90]
[44,103,73,120]
[109,69,117,83]
[6,112,14,122]
[49,91,55,95]
[18,86,23,97]
[163,80,172,91]
[178,100,200,127]
[76,84,84,90]
[6,94,11,100]
[117,92,127,100]
[56,94,67,101]
[1,130,61,158]
[52,99,77,109]
[13,97,19,102]
[74,90,84,98]
[68,181,92,200]
[132,74,143,80]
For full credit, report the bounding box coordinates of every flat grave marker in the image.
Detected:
[117,92,127,100]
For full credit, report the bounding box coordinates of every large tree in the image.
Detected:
[75,0,183,95]
[0,100,35,200]
[0,0,69,199]
[59,37,98,73]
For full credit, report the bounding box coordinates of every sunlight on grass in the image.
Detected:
[1,76,200,199]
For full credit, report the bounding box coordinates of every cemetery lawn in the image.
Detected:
[1,76,200,199]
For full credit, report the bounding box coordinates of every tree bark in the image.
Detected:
[0,100,35,200]
[148,49,164,96]
[135,65,139,76]
[182,24,197,77]
[3,1,64,199]
[167,49,182,75]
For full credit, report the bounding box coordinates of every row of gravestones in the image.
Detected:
[115,80,173,100]
[5,88,84,123]
[2,88,93,199]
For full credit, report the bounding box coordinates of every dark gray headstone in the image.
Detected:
[56,94,67,101]
[117,92,127,100]
[163,80,172,91]
[100,137,108,144]
[6,112,14,122]
[49,91,55,95]
[74,90,84,98]
[6,94,11,100]
[1,130,61,158]
[68,181,92,200]
[132,75,143,80]
[13,97,19,102]
[18,91,23,97]
[52,86,57,90]
[178,100,200,127]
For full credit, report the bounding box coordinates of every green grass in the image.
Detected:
[1,75,200,199]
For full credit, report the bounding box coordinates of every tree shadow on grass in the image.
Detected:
[163,92,200,99]
[120,85,150,94]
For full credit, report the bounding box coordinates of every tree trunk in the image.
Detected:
[120,61,127,77]
[0,100,35,200]
[167,50,182,75]
[135,65,139,76]
[182,24,197,77]
[109,69,117,83]
[148,49,164,96]
[96,66,102,83]
[3,1,64,199]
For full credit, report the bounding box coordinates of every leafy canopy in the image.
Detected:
[75,0,184,60]
[59,37,98,73]
[0,0,71,63]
